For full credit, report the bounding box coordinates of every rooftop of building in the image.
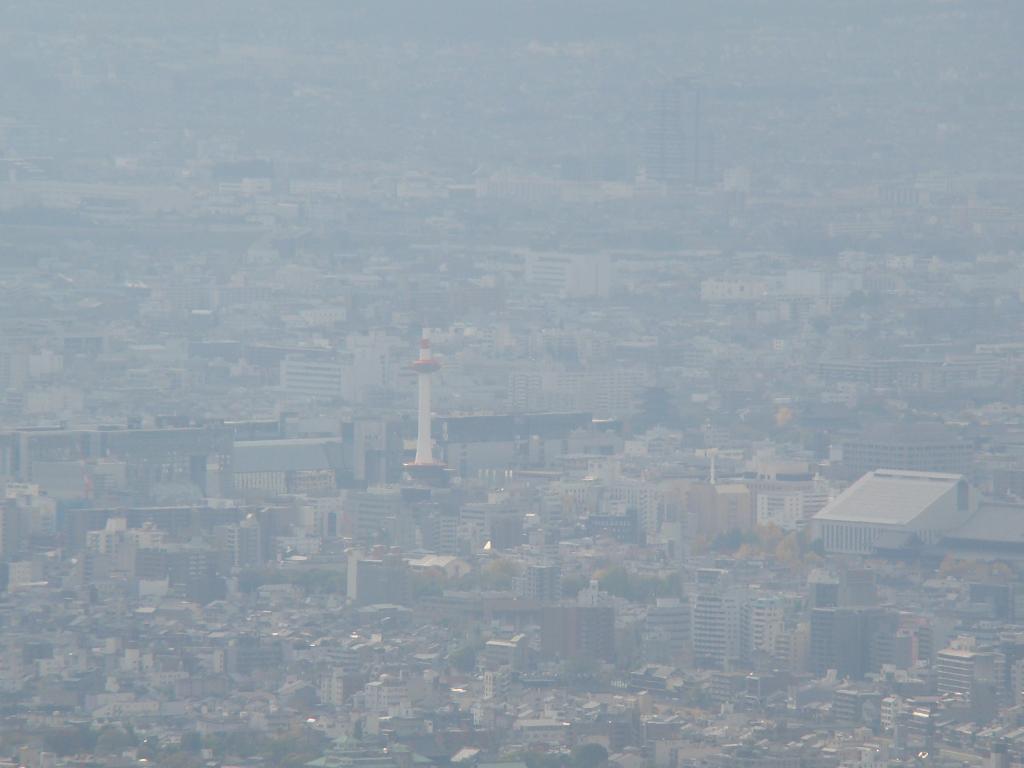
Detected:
[813,469,963,526]
[233,437,344,473]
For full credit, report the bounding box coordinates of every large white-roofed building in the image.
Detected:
[812,469,974,555]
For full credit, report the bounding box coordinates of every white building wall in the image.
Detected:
[281,357,344,401]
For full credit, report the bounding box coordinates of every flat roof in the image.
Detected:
[945,501,1024,545]
[233,438,343,473]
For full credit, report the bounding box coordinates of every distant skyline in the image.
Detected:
[0,2,1023,766]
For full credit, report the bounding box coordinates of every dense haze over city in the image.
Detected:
[1,2,1024,767]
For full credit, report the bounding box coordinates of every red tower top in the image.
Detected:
[412,358,440,372]
[412,337,440,373]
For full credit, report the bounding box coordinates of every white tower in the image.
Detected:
[412,333,440,465]
[404,332,447,486]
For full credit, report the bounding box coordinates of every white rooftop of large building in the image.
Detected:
[813,469,964,526]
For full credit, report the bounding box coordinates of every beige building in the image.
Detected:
[688,483,754,539]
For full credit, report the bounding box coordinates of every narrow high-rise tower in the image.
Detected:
[645,78,713,186]
[412,333,439,465]
[405,330,447,485]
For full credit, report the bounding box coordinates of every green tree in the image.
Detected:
[43,726,98,757]
[774,531,805,567]
[450,644,477,673]
[96,725,136,754]
[180,731,203,753]
[596,566,679,602]
[138,735,162,761]
[480,558,521,589]
[411,568,444,598]
[159,754,204,768]
[560,574,587,600]
[597,566,630,597]
[524,752,568,768]
[711,529,743,553]
[572,744,609,768]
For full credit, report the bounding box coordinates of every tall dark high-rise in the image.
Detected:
[645,78,713,185]
[810,607,898,679]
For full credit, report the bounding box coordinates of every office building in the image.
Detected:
[691,569,747,670]
[936,647,997,705]
[645,597,691,662]
[540,605,615,662]
[522,251,612,299]
[520,563,562,604]
[810,607,899,680]
[838,423,971,480]
[644,78,712,185]
[346,547,411,607]
[688,483,754,540]
[280,355,345,401]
